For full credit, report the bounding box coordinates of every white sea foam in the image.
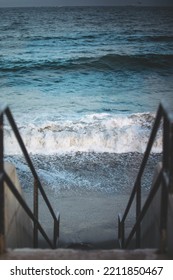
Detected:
[4,113,162,155]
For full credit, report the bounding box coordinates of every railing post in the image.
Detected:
[53,213,60,249]
[33,179,39,248]
[169,121,173,193]
[0,113,5,254]
[160,181,168,253]
[163,117,169,173]
[159,115,170,252]
[118,214,124,248]
[136,180,141,248]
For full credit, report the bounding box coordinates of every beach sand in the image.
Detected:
[24,189,139,249]
[6,152,160,250]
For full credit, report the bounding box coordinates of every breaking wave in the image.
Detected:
[4,112,162,155]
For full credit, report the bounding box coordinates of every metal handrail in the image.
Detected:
[118,102,173,250]
[0,105,60,252]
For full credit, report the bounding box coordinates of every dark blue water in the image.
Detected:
[0,6,172,154]
[0,6,173,121]
[0,6,171,188]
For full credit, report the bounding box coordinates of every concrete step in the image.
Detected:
[0,248,168,260]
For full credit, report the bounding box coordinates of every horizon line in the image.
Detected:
[0,4,173,8]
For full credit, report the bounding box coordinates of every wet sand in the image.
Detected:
[24,190,139,249]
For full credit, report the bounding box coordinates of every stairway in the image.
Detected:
[0,248,168,260]
[1,103,173,259]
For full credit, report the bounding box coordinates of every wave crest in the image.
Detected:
[4,113,162,155]
[1,53,173,73]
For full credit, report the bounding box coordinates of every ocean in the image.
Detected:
[0,6,173,247]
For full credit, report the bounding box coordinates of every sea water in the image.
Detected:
[0,6,173,247]
[1,6,173,155]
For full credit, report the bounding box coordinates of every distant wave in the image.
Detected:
[2,34,173,43]
[1,54,173,73]
[128,35,173,43]
[4,113,162,155]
